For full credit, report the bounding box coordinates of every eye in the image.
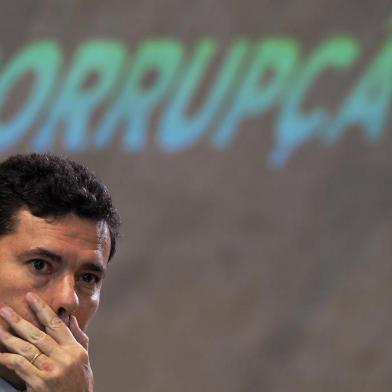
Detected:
[30,259,51,273]
[80,273,100,285]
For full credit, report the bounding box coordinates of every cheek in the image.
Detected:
[0,261,38,302]
[0,297,36,331]
[76,297,100,331]
[0,276,30,311]
[0,282,39,324]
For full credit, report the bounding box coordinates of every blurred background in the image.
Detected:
[1,1,392,390]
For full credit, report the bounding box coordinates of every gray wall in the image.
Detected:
[1,1,392,390]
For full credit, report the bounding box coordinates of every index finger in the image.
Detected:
[25,292,75,346]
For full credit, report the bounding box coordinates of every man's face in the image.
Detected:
[0,208,111,335]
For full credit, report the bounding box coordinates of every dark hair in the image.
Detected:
[0,153,120,260]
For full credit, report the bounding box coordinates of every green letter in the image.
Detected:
[212,38,298,147]
[270,36,359,167]
[325,36,392,144]
[94,39,183,150]
[33,40,126,151]
[158,39,249,151]
[0,41,61,150]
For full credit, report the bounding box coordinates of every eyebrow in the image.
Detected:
[18,247,107,277]
[19,247,62,263]
[83,262,106,277]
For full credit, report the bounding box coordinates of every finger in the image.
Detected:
[0,327,49,365]
[0,306,59,358]
[0,353,46,391]
[70,315,89,349]
[0,328,50,371]
[26,292,75,345]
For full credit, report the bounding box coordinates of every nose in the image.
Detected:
[47,274,79,324]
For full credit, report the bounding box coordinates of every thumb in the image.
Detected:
[70,315,89,349]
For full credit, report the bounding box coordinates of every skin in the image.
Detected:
[0,208,111,391]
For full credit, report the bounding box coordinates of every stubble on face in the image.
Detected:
[0,208,111,333]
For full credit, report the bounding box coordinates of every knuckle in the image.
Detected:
[21,345,36,358]
[30,330,45,344]
[50,367,62,379]
[61,354,74,368]
[45,370,61,384]
[63,348,88,367]
[76,349,89,363]
[48,316,63,329]
[42,362,62,377]
[40,359,54,372]
[14,356,25,368]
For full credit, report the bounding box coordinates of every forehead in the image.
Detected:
[6,209,111,262]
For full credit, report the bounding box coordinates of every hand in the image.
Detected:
[0,292,93,392]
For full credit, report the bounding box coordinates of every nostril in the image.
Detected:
[58,307,71,327]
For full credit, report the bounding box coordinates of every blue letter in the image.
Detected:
[33,40,126,151]
[0,41,61,150]
[212,38,298,147]
[158,39,249,151]
[94,39,183,150]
